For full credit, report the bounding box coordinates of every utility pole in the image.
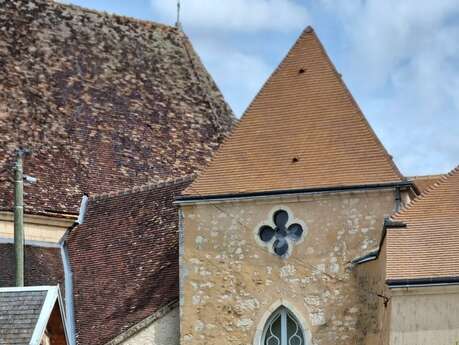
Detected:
[14,148,35,287]
[14,149,25,287]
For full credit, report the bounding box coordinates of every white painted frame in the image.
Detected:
[253,300,311,345]
[0,285,69,345]
[262,308,304,345]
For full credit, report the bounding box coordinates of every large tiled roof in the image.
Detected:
[0,244,64,289]
[183,27,402,198]
[386,166,459,281]
[0,288,47,345]
[0,0,234,215]
[67,176,191,345]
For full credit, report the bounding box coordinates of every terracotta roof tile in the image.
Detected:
[387,166,459,280]
[0,244,64,289]
[183,27,402,197]
[408,174,445,194]
[67,176,191,345]
[0,0,234,215]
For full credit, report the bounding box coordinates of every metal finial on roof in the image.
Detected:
[175,0,182,29]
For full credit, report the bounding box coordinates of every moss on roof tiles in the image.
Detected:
[0,0,235,214]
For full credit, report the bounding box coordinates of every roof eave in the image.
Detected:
[387,276,459,288]
[176,181,414,204]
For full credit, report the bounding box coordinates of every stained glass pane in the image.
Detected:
[259,225,275,242]
[273,210,288,228]
[287,223,303,241]
[287,313,303,345]
[265,315,281,345]
[273,238,288,256]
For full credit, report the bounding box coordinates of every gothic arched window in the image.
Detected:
[262,307,305,345]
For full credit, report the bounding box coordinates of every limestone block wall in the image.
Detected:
[389,286,459,345]
[180,189,397,345]
[118,306,180,345]
[355,241,391,345]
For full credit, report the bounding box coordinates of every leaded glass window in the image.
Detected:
[262,308,305,345]
[258,210,304,256]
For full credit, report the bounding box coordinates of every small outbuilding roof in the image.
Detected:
[0,285,68,345]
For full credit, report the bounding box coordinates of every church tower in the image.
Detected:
[177,27,412,345]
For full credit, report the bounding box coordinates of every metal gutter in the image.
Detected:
[77,194,88,225]
[0,237,61,248]
[176,181,414,204]
[60,242,76,345]
[59,194,88,345]
[350,218,407,266]
[387,276,459,288]
[350,249,379,265]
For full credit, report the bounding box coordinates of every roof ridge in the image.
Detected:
[310,28,403,181]
[90,174,196,201]
[408,173,446,180]
[184,26,314,191]
[176,30,236,133]
[49,0,174,30]
[391,165,459,219]
[241,26,314,120]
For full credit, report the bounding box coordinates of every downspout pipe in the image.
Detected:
[394,187,402,212]
[61,241,76,345]
[60,193,89,345]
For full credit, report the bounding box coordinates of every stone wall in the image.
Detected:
[180,189,398,345]
[118,306,180,345]
[355,241,391,345]
[389,286,459,345]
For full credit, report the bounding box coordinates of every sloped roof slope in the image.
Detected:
[0,244,64,289]
[0,0,234,215]
[183,27,402,198]
[408,174,445,194]
[0,288,47,345]
[387,166,459,281]
[67,176,191,345]
[0,286,67,345]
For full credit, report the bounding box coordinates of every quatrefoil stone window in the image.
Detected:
[258,209,304,256]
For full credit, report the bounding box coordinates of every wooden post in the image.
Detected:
[14,150,24,287]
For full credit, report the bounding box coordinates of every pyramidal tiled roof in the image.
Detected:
[183,27,403,198]
[387,166,459,281]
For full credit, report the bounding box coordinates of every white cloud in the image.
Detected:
[195,38,272,115]
[151,0,309,32]
[149,0,459,175]
[317,0,459,175]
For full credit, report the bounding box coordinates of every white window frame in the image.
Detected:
[261,307,305,345]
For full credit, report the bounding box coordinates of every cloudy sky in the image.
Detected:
[66,0,459,176]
